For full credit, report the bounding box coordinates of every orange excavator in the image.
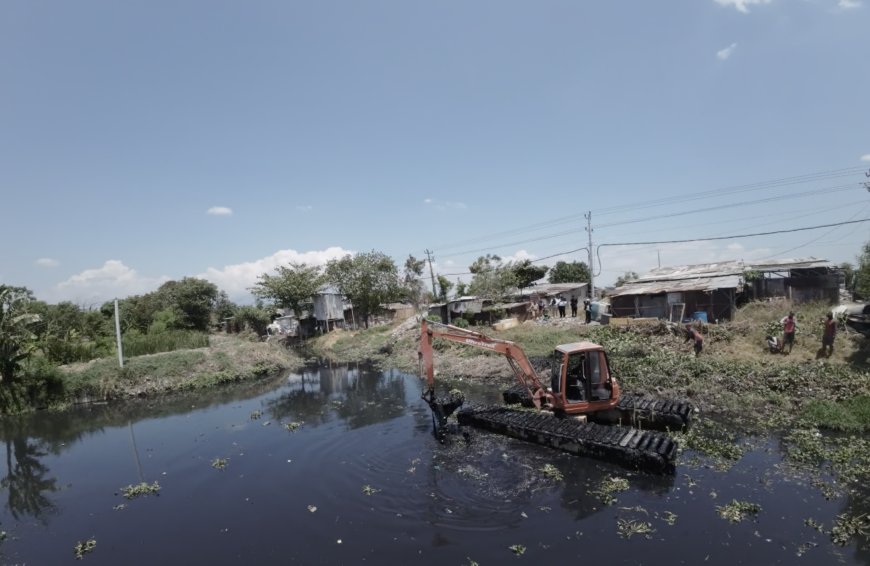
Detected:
[418,319,693,473]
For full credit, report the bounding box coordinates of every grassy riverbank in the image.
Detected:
[0,335,304,414]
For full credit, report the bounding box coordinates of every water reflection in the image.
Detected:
[0,427,58,522]
[265,363,409,429]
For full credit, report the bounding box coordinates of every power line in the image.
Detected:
[597,218,870,248]
[596,183,861,230]
[426,166,867,253]
[593,167,866,216]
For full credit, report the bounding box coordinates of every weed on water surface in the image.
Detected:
[717,500,762,523]
[831,513,870,546]
[592,476,629,506]
[120,481,161,499]
[617,518,656,539]
[211,458,228,470]
[73,538,96,560]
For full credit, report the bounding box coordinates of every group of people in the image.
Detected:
[534,295,592,322]
[766,311,837,357]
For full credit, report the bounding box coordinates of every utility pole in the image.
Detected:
[114,299,124,368]
[424,249,437,299]
[585,212,595,299]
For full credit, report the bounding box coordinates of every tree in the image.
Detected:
[854,243,870,300]
[511,260,549,290]
[325,251,401,328]
[0,286,40,384]
[158,277,220,332]
[436,275,453,302]
[468,254,517,300]
[455,280,468,297]
[251,263,325,317]
[614,271,640,287]
[403,255,426,308]
[548,261,591,285]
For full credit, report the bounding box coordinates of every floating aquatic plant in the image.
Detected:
[716,500,761,523]
[73,538,96,560]
[362,485,380,496]
[592,476,629,506]
[120,481,161,500]
[508,544,525,555]
[617,518,655,539]
[284,421,303,432]
[540,463,563,481]
[211,458,228,470]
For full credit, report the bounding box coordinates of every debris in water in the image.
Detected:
[508,544,526,555]
[250,410,262,420]
[211,458,228,470]
[308,505,317,513]
[120,481,161,500]
[540,463,563,481]
[592,476,630,506]
[617,518,655,539]
[716,500,762,523]
[285,421,303,432]
[362,485,380,496]
[73,538,97,560]
[112,504,126,511]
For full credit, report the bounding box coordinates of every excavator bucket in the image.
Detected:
[423,388,465,428]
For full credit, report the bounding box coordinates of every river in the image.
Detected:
[0,362,866,565]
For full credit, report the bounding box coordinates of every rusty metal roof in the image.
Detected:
[610,275,742,296]
[517,282,588,297]
[609,257,832,298]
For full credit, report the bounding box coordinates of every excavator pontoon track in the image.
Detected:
[457,404,678,474]
[502,384,693,431]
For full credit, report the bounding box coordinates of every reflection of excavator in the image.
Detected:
[418,320,694,474]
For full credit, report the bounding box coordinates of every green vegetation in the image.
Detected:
[0,285,41,383]
[362,484,380,496]
[326,251,403,329]
[73,538,97,560]
[548,260,590,285]
[592,476,630,506]
[716,500,762,523]
[211,458,228,470]
[508,544,526,556]
[120,481,161,499]
[799,395,870,432]
[616,518,655,539]
[122,330,209,358]
[540,463,563,481]
[251,262,324,318]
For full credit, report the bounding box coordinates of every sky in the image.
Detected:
[1,0,869,305]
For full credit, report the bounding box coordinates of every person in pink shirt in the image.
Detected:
[780,311,797,355]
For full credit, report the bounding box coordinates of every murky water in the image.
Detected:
[0,363,866,565]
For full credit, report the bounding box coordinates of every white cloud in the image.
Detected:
[423,198,468,211]
[713,0,772,13]
[861,154,870,162]
[51,260,170,304]
[207,206,233,216]
[296,205,313,212]
[838,0,861,9]
[35,258,60,268]
[198,246,354,302]
[716,42,738,60]
[502,250,536,263]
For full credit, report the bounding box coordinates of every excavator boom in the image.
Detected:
[419,319,557,411]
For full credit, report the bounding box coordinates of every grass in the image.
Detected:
[120,481,161,499]
[800,395,870,432]
[123,330,210,358]
[0,334,305,414]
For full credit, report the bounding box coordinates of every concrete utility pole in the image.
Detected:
[114,299,124,368]
[424,249,437,299]
[585,212,595,299]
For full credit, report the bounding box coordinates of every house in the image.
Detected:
[517,282,589,305]
[609,258,839,322]
[314,285,347,332]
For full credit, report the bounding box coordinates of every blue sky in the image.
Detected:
[2,0,869,304]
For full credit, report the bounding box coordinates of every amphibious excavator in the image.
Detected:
[418,319,694,473]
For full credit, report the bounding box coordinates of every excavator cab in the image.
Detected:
[552,343,618,415]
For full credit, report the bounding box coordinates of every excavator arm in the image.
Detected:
[419,319,559,413]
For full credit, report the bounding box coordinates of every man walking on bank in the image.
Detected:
[781,311,797,355]
[822,312,837,358]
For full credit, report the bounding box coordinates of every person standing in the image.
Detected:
[570,295,578,318]
[584,299,592,324]
[557,296,567,318]
[685,324,704,357]
[822,312,837,357]
[780,312,797,355]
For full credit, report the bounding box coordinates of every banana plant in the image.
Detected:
[0,286,41,383]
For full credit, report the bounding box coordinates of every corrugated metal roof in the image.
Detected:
[518,282,587,297]
[609,256,833,298]
[610,275,742,297]
[637,257,831,283]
